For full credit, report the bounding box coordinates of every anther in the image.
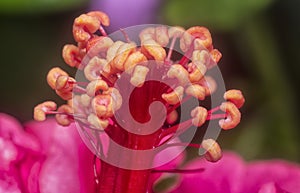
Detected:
[191,106,208,127]
[103,88,122,111]
[73,11,110,43]
[47,67,69,90]
[186,26,212,50]
[56,90,73,100]
[219,102,241,130]
[55,75,75,93]
[73,14,99,42]
[55,104,74,126]
[34,101,57,121]
[86,80,109,97]
[201,139,222,162]
[210,49,222,63]
[86,36,114,55]
[106,41,124,64]
[130,65,149,87]
[84,57,108,81]
[113,42,136,71]
[87,113,109,130]
[124,51,147,74]
[162,86,184,105]
[187,62,207,83]
[167,64,189,86]
[139,27,155,42]
[224,89,245,108]
[192,50,210,65]
[62,45,83,68]
[92,95,113,118]
[155,26,169,47]
[185,84,206,100]
[141,39,167,62]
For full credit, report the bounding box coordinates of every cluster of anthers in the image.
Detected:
[34,11,245,163]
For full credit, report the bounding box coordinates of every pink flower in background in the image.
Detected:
[0,113,95,193]
[171,152,300,193]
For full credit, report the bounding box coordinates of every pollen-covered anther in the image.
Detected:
[224,89,245,108]
[185,84,206,100]
[103,88,122,111]
[210,49,222,63]
[113,42,136,71]
[201,139,222,162]
[139,27,155,42]
[73,14,99,42]
[92,94,113,118]
[167,64,190,86]
[84,57,108,81]
[34,101,57,121]
[191,106,208,127]
[166,110,178,124]
[73,11,110,43]
[55,75,75,93]
[162,86,184,105]
[155,26,169,47]
[87,11,110,26]
[188,62,207,83]
[86,79,109,97]
[192,50,210,65]
[47,67,69,90]
[130,65,149,87]
[106,41,125,64]
[55,105,74,126]
[141,39,167,62]
[124,51,147,74]
[219,102,241,130]
[62,44,84,68]
[56,90,73,100]
[87,113,109,130]
[86,36,114,55]
[187,26,212,50]
[168,26,185,38]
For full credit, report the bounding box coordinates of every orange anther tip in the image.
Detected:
[86,80,109,97]
[47,67,68,90]
[219,102,241,130]
[34,101,57,121]
[191,106,208,127]
[201,139,222,162]
[186,26,212,50]
[62,44,82,68]
[162,86,184,105]
[55,105,73,126]
[87,11,110,26]
[224,89,245,108]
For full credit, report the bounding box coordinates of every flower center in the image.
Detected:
[33,10,245,193]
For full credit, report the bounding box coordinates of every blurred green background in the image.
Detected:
[0,0,299,162]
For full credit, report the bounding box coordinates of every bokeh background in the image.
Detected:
[0,0,299,163]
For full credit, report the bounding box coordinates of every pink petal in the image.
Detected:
[245,160,300,193]
[0,113,40,153]
[171,152,246,193]
[0,113,41,193]
[24,119,96,193]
